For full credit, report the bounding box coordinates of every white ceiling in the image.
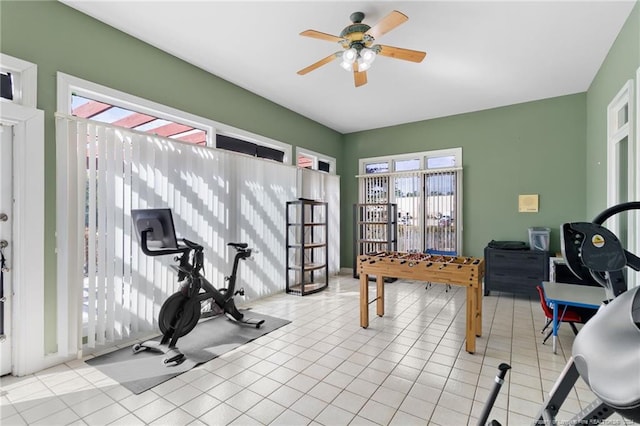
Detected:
[60,1,636,134]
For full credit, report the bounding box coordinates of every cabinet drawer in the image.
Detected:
[488,271,545,283]
[488,263,545,276]
[488,252,545,266]
[487,277,538,295]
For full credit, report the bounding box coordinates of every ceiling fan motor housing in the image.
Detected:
[340,12,374,50]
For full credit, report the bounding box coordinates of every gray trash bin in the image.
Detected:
[528,227,550,251]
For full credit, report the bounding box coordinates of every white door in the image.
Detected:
[0,123,13,375]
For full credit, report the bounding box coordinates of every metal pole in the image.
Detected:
[477,363,511,426]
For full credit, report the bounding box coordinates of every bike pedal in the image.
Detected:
[234,288,245,296]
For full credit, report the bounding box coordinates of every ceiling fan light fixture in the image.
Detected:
[340,60,354,72]
[342,48,357,63]
[339,47,358,72]
[360,47,376,64]
[356,57,371,72]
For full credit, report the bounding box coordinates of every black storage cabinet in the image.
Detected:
[484,247,549,297]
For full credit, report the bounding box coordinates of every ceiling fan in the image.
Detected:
[297,10,427,87]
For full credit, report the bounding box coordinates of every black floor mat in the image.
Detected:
[85,312,290,394]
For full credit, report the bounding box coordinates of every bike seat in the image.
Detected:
[228,242,248,249]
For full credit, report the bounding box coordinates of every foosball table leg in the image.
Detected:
[475,283,483,338]
[376,275,384,317]
[465,285,476,354]
[360,273,369,328]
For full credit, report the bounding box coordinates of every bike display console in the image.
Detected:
[357,251,485,354]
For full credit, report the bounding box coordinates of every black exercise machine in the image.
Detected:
[130,208,264,366]
[479,201,640,425]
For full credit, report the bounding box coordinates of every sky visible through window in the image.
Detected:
[71,95,207,145]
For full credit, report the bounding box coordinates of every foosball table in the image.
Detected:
[358,251,485,354]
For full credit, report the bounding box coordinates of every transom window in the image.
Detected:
[57,72,292,163]
[1,53,37,108]
[296,147,336,174]
[71,94,208,145]
[1,72,14,101]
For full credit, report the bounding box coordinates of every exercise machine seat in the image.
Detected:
[572,286,640,422]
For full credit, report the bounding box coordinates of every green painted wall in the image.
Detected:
[341,94,588,266]
[0,0,342,353]
[585,1,639,218]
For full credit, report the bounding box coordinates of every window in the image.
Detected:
[364,161,389,174]
[359,148,463,253]
[0,53,37,108]
[1,72,13,101]
[295,147,336,174]
[58,73,215,147]
[395,158,420,171]
[56,73,297,347]
[71,94,208,145]
[56,72,293,162]
[217,133,285,162]
[318,161,330,173]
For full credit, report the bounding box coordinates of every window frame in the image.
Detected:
[359,147,462,174]
[606,79,636,289]
[0,53,37,108]
[56,72,292,163]
[296,146,337,174]
[358,147,463,254]
[217,129,291,163]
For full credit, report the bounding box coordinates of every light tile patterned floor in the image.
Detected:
[1,275,638,425]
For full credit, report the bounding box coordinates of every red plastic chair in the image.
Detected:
[536,285,582,344]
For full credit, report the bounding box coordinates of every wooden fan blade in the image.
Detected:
[377,44,426,63]
[300,29,344,43]
[297,53,339,75]
[354,70,367,87]
[365,10,408,40]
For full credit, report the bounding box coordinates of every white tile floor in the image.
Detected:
[1,274,638,426]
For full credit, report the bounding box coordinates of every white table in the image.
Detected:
[541,281,607,353]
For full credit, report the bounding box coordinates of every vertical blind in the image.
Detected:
[56,114,339,352]
[358,168,462,253]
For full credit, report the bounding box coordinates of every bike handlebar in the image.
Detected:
[227,242,248,250]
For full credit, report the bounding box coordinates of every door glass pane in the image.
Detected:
[424,171,457,253]
[617,136,628,247]
[616,136,629,285]
[395,173,420,252]
[363,176,389,204]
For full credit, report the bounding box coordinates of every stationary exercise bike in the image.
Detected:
[479,201,640,425]
[131,208,264,366]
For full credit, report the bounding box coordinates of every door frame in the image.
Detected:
[0,102,45,376]
[0,122,13,376]
[606,78,636,289]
